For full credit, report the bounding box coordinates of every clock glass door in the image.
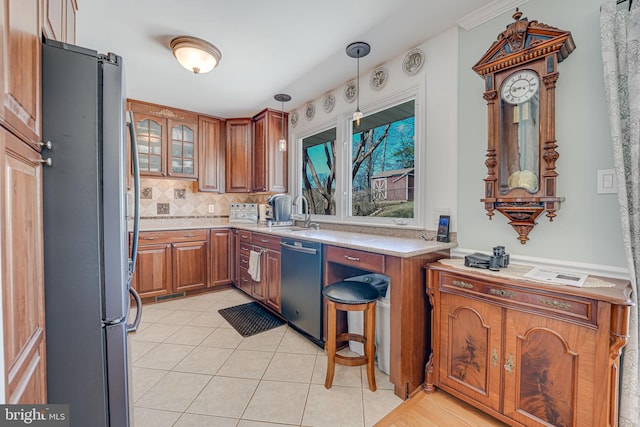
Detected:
[499,69,540,195]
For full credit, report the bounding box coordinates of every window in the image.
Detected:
[350,100,415,219]
[301,127,337,216]
[296,95,419,226]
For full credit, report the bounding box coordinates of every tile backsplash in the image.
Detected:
[137,178,269,218]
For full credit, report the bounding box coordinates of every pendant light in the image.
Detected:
[274,94,291,152]
[346,41,370,126]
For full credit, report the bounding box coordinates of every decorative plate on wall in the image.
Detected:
[369,66,388,91]
[290,111,298,127]
[402,48,425,76]
[322,93,335,113]
[344,80,357,103]
[305,103,315,121]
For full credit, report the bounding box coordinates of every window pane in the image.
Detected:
[172,141,182,157]
[149,155,161,172]
[302,127,337,215]
[183,142,194,159]
[351,100,415,218]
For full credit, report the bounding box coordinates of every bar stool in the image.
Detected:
[322,280,379,391]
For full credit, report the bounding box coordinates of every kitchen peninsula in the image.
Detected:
[131,219,455,399]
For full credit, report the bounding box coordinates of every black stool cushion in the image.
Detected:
[323,281,379,304]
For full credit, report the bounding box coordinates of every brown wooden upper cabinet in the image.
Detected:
[252,108,288,193]
[127,99,198,179]
[225,118,253,193]
[43,0,77,45]
[196,115,225,193]
[1,0,42,149]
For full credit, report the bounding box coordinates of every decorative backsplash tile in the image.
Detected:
[157,203,170,215]
[138,178,269,218]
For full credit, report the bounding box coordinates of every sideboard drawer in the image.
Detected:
[325,245,385,273]
[440,272,596,326]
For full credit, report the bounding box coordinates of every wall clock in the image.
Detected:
[472,9,575,244]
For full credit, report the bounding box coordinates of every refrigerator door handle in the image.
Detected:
[126,111,140,284]
[127,287,142,333]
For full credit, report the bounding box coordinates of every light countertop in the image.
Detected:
[135,218,456,258]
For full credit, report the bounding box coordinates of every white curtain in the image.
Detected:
[600,1,640,426]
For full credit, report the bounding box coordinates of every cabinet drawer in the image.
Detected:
[239,253,251,269]
[325,245,385,273]
[252,233,281,251]
[238,266,252,285]
[135,229,208,245]
[440,273,596,326]
[238,242,253,256]
[237,230,253,243]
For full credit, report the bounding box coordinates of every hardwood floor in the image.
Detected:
[375,389,508,427]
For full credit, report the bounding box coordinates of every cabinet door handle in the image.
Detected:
[240,234,250,239]
[241,278,249,282]
[183,234,197,238]
[241,259,248,264]
[539,299,572,310]
[260,239,269,243]
[504,354,514,374]
[492,348,498,368]
[344,255,360,262]
[490,288,515,298]
[452,280,473,289]
[142,236,158,240]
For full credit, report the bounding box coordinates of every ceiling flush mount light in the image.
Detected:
[170,36,222,74]
[274,93,291,152]
[346,41,370,126]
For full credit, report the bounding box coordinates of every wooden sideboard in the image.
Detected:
[425,261,633,427]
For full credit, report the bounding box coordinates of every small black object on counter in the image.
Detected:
[464,246,510,271]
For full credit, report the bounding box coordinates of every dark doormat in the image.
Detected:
[218,302,285,337]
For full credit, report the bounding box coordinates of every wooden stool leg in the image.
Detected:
[324,300,337,389]
[364,302,377,391]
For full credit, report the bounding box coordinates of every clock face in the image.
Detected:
[501,70,539,105]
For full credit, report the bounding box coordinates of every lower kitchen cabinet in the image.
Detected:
[264,249,281,313]
[211,228,233,287]
[425,262,633,427]
[131,229,209,300]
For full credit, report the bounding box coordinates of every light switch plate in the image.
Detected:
[597,169,618,194]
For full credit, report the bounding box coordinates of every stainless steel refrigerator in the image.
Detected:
[41,38,141,427]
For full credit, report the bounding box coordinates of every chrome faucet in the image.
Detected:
[292,195,311,227]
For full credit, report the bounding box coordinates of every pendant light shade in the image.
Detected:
[274,94,291,152]
[346,42,370,126]
[171,36,222,74]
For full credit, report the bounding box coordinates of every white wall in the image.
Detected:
[290,28,459,231]
[457,0,627,272]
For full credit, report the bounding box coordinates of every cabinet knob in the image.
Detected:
[39,140,53,150]
[504,354,514,374]
[40,158,52,166]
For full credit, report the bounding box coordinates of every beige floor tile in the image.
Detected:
[153,298,190,310]
[173,346,233,375]
[131,367,167,402]
[243,380,309,425]
[217,349,273,379]
[263,353,316,383]
[302,384,364,427]
[156,309,202,326]
[277,329,322,355]
[237,327,286,352]
[199,327,244,349]
[312,353,363,387]
[132,343,194,370]
[133,407,181,427]
[177,298,216,312]
[131,323,182,343]
[187,376,259,418]
[164,325,215,346]
[136,371,211,412]
[360,365,394,391]
[363,388,403,427]
[190,311,228,328]
[220,292,254,306]
[237,421,295,427]
[174,413,238,427]
[137,307,174,323]
[130,340,158,362]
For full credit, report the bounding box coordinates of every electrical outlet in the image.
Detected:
[433,208,450,226]
[208,204,215,213]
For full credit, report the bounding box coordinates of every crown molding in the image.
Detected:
[457,0,530,30]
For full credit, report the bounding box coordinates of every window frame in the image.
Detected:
[291,86,426,228]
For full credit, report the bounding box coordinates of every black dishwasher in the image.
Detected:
[280,238,323,346]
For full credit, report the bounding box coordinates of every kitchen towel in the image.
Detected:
[248,250,261,281]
